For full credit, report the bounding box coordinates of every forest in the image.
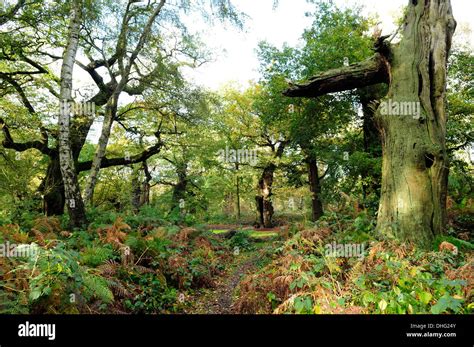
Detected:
[0,0,472,316]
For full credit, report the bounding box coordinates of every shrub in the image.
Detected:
[122,273,177,313]
[229,231,253,251]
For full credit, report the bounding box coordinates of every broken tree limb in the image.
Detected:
[283,53,389,97]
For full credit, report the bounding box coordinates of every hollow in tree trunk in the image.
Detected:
[256,164,276,228]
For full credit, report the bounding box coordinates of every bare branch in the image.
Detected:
[0,117,55,156]
[77,141,163,172]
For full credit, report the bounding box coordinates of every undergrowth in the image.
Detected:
[0,208,472,315]
[234,212,473,314]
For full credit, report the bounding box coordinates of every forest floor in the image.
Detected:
[2,213,471,315]
[187,252,259,313]
[186,226,276,314]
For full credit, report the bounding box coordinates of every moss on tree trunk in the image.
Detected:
[375,0,455,247]
[284,0,456,248]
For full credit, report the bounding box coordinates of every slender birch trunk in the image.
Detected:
[58,0,87,228]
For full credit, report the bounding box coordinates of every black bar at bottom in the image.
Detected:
[0,314,471,346]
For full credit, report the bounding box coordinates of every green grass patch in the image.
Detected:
[210,229,229,234]
[248,231,279,239]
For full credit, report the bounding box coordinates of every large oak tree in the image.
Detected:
[285,0,456,248]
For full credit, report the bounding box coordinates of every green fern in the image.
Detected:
[0,291,29,314]
[80,246,115,267]
[83,273,114,304]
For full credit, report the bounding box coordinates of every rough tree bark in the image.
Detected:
[58,0,87,228]
[306,156,324,221]
[256,163,276,228]
[255,140,287,228]
[376,0,455,247]
[40,154,65,215]
[131,161,153,212]
[284,0,456,248]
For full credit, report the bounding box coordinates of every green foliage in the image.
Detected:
[433,236,474,252]
[67,229,96,249]
[352,252,468,314]
[229,231,254,251]
[86,208,119,230]
[234,219,473,315]
[82,273,114,305]
[80,245,116,267]
[124,273,177,314]
[16,242,114,313]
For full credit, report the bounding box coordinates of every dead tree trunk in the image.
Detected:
[306,156,324,221]
[256,163,276,228]
[235,162,241,221]
[255,139,287,228]
[284,0,456,248]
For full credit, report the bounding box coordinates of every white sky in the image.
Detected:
[85,0,473,142]
[183,0,474,90]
